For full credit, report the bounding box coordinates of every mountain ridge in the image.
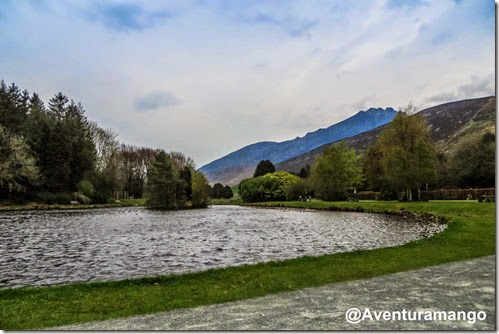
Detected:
[199,107,398,185]
[276,96,496,173]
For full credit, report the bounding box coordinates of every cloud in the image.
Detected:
[86,2,173,32]
[385,0,428,10]
[135,91,181,112]
[425,74,494,104]
[0,0,494,166]
[244,13,318,38]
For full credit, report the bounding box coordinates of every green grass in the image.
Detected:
[209,198,244,205]
[0,200,494,329]
[0,198,145,211]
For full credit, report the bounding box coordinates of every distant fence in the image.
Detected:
[420,188,495,201]
[355,188,495,201]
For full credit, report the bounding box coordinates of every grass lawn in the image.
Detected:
[0,198,146,211]
[0,200,495,329]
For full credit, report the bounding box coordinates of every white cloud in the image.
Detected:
[0,0,494,166]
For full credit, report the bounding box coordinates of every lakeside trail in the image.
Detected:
[56,255,495,330]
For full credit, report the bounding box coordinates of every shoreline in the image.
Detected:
[0,200,494,330]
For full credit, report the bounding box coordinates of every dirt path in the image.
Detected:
[56,255,495,330]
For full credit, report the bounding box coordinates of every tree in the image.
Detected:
[212,183,225,198]
[41,120,72,192]
[191,170,211,208]
[0,125,39,194]
[298,165,310,178]
[310,142,363,201]
[240,172,300,202]
[144,151,178,209]
[0,81,27,133]
[363,144,384,191]
[222,185,233,199]
[179,167,193,200]
[253,160,276,177]
[449,132,495,188]
[375,105,437,200]
[48,92,68,120]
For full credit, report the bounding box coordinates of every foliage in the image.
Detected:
[284,178,312,201]
[253,159,276,177]
[309,142,363,201]
[144,150,209,209]
[144,151,179,209]
[240,172,300,202]
[78,180,95,198]
[191,170,211,208]
[367,106,437,200]
[211,183,233,199]
[0,79,199,205]
[0,125,39,193]
[448,132,495,188]
[298,165,311,178]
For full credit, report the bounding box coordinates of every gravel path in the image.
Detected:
[56,256,495,330]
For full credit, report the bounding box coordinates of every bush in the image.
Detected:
[72,192,92,204]
[285,179,312,201]
[78,180,95,197]
[240,172,300,202]
[36,192,71,204]
[91,191,108,204]
[354,191,380,201]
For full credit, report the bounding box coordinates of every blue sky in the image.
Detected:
[0,0,495,166]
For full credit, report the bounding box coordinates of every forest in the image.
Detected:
[0,80,210,208]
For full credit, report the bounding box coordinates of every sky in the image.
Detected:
[0,0,495,167]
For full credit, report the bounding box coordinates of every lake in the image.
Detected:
[0,205,445,288]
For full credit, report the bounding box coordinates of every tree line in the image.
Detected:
[240,104,495,202]
[0,80,210,208]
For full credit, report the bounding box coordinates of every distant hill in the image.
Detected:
[199,107,397,185]
[276,96,496,173]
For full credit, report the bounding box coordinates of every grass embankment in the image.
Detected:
[0,201,495,329]
[0,198,145,211]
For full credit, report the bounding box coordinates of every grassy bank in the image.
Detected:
[0,198,146,211]
[0,201,494,329]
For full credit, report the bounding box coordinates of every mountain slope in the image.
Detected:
[276,96,496,173]
[199,107,397,185]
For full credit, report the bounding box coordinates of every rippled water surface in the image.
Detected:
[0,205,445,288]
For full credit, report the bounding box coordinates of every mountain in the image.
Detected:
[276,96,496,173]
[199,107,397,185]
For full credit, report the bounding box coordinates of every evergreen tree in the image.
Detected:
[298,165,310,178]
[0,82,26,133]
[253,160,276,177]
[144,151,178,209]
[222,185,233,199]
[42,121,72,192]
[212,183,225,198]
[48,92,68,120]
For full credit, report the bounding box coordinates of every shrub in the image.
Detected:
[240,172,300,202]
[36,192,71,204]
[72,192,92,204]
[78,180,95,197]
[285,179,312,201]
[91,191,108,204]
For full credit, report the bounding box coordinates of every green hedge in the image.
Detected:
[239,172,300,202]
